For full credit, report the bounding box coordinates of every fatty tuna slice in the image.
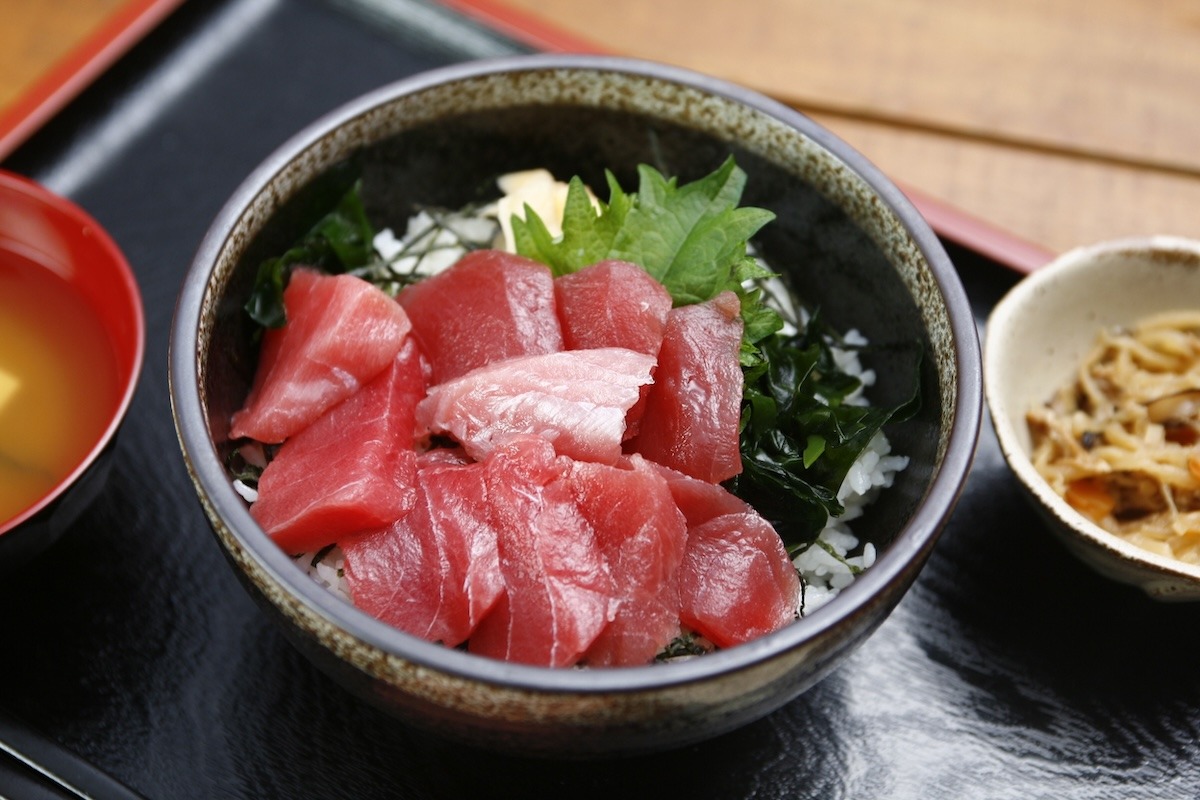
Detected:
[249,338,426,554]
[629,291,745,483]
[342,453,501,647]
[416,348,655,465]
[568,455,687,667]
[468,437,617,667]
[230,268,413,443]
[554,259,672,438]
[678,511,799,649]
[397,249,563,384]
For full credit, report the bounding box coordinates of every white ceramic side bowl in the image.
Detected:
[985,235,1200,600]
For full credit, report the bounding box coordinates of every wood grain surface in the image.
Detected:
[477,0,1200,256]
[4,0,1198,258]
[0,0,127,111]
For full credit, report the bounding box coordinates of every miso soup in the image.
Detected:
[1,252,119,525]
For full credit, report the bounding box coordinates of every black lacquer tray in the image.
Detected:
[2,1,1197,797]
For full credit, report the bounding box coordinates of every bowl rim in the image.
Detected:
[0,169,146,537]
[170,53,982,692]
[985,234,1200,585]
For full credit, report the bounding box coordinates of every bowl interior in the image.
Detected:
[177,58,978,688]
[0,170,145,536]
[985,236,1200,589]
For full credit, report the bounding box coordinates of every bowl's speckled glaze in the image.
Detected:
[986,236,1200,601]
[169,55,981,756]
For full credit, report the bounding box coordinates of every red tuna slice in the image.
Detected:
[629,291,744,483]
[678,511,799,649]
[249,338,426,554]
[416,348,655,465]
[416,451,503,633]
[230,268,413,443]
[555,259,672,438]
[342,454,500,647]
[647,461,751,527]
[568,455,688,667]
[555,260,671,353]
[397,249,563,384]
[468,437,617,667]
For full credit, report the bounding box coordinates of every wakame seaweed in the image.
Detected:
[731,311,922,553]
[244,182,377,328]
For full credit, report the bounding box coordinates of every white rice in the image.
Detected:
[231,480,257,503]
[793,334,908,615]
[298,546,351,603]
[796,431,906,614]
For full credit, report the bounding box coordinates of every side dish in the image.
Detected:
[226,159,913,666]
[1,253,120,524]
[1027,310,1200,564]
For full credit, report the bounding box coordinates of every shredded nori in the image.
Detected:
[656,632,712,661]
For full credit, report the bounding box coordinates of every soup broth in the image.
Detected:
[1,251,119,525]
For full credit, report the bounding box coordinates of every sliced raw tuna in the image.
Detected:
[554,259,672,438]
[415,348,655,465]
[554,260,671,353]
[249,338,426,554]
[629,291,744,483]
[468,437,617,667]
[568,455,687,667]
[397,249,563,384]
[648,461,751,527]
[230,268,413,443]
[678,511,799,649]
[342,453,500,647]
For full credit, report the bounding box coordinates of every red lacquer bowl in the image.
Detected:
[0,170,144,572]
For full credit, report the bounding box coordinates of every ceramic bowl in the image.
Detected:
[0,170,144,575]
[986,236,1200,600]
[169,54,981,756]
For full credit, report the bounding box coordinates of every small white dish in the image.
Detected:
[985,235,1200,600]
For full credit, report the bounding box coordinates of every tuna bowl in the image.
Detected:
[169,55,981,757]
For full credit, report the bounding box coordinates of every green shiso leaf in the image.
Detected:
[510,173,635,271]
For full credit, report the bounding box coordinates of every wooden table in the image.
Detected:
[4,0,1198,264]
[452,0,1200,267]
